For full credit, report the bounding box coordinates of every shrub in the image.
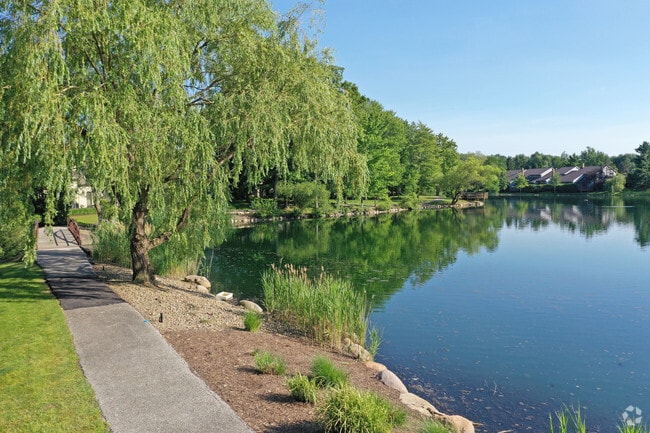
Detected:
[311,356,348,389]
[318,385,407,433]
[251,198,279,218]
[287,373,318,404]
[400,193,420,210]
[243,311,262,332]
[262,264,369,349]
[375,198,394,212]
[253,350,286,375]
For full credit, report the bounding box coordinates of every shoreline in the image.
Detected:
[96,263,477,433]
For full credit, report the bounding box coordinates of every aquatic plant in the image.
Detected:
[262,264,369,349]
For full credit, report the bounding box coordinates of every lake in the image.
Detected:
[206,196,650,432]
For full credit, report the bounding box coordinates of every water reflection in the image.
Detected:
[207,196,649,303]
[206,196,650,432]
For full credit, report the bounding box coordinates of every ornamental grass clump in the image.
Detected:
[243,311,262,332]
[287,373,318,404]
[420,419,454,433]
[262,264,369,349]
[318,385,407,433]
[311,356,348,389]
[253,350,286,375]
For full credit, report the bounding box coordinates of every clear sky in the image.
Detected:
[270,0,650,157]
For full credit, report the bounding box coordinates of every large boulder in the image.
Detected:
[363,360,387,372]
[184,275,211,288]
[375,369,408,393]
[435,414,475,433]
[399,392,442,417]
[239,300,263,313]
[342,337,372,362]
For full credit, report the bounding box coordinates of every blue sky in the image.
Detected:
[271,1,650,157]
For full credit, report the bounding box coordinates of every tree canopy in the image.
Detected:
[0,0,365,281]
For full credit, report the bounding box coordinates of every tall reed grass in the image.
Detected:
[262,264,369,349]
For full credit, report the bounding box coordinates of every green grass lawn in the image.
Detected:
[0,261,108,433]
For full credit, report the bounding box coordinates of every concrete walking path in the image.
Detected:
[36,227,254,433]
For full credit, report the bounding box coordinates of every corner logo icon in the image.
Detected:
[622,406,643,426]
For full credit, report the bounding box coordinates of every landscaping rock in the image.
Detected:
[399,392,442,417]
[184,275,211,288]
[196,284,210,295]
[435,414,475,433]
[363,360,387,372]
[239,300,263,313]
[342,338,372,362]
[375,369,408,393]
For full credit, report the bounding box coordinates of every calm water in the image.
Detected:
[206,196,650,432]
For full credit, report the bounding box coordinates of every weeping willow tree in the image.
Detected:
[0,0,366,283]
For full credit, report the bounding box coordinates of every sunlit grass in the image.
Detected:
[0,261,108,432]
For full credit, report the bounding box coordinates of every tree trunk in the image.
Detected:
[129,186,194,285]
[130,187,155,285]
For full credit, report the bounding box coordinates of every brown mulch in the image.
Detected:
[97,263,426,433]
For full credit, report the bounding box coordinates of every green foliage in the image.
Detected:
[440,156,504,203]
[375,197,394,212]
[605,174,626,193]
[262,264,369,349]
[420,419,454,433]
[253,350,287,375]
[548,405,586,433]
[1,0,365,283]
[367,327,383,359]
[399,193,421,210]
[251,198,280,218]
[287,373,318,404]
[317,385,407,433]
[628,142,650,190]
[618,422,650,433]
[513,173,529,191]
[0,262,109,432]
[92,222,131,269]
[278,181,332,215]
[243,311,263,332]
[311,356,349,389]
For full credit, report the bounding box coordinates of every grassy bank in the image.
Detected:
[0,261,108,433]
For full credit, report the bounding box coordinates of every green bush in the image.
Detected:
[287,373,318,404]
[277,181,332,215]
[375,198,394,212]
[262,264,368,349]
[400,193,420,210]
[318,385,407,433]
[311,356,348,389]
[243,311,262,332]
[253,350,287,375]
[251,198,280,218]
